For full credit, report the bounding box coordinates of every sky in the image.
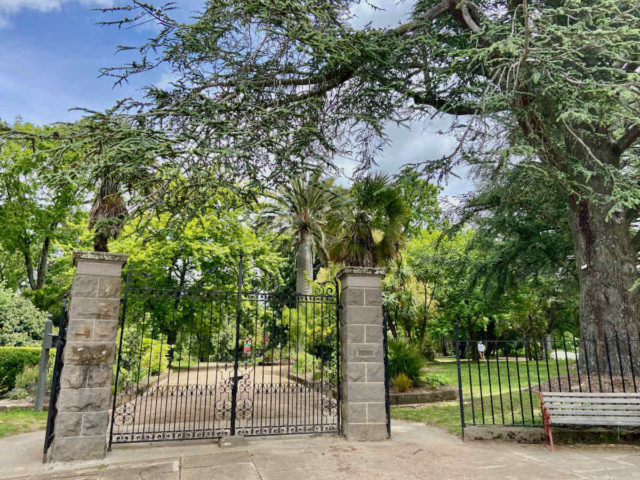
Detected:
[0,0,473,197]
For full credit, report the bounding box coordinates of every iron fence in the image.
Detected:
[43,296,68,459]
[455,329,640,432]
[109,260,340,445]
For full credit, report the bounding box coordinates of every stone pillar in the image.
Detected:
[50,251,128,463]
[337,266,387,441]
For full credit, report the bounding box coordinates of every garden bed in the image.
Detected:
[390,385,457,405]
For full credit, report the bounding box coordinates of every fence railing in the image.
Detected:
[454,330,640,431]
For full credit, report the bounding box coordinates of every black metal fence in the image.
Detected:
[43,296,68,459]
[454,329,640,432]
[109,261,340,445]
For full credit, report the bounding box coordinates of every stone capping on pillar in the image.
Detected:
[50,251,128,463]
[337,265,387,441]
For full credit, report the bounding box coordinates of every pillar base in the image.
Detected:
[344,423,388,442]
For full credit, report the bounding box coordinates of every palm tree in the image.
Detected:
[329,174,408,267]
[262,172,341,295]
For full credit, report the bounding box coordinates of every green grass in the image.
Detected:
[392,401,462,436]
[392,357,577,436]
[0,409,47,439]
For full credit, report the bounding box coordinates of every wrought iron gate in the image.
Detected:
[43,296,68,458]
[109,259,340,445]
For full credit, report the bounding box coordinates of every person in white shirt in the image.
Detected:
[477,341,486,360]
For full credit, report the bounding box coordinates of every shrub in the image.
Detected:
[388,339,425,386]
[7,365,40,399]
[294,352,320,373]
[423,372,449,388]
[393,373,412,392]
[0,347,41,393]
[115,328,170,390]
[0,286,46,347]
[420,339,437,362]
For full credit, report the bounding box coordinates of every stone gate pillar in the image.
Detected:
[50,251,128,462]
[337,266,387,441]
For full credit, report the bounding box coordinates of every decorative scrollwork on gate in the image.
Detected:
[113,400,136,426]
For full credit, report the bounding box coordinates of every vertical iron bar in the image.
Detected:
[532,340,542,392]
[454,323,465,437]
[109,270,131,449]
[336,280,341,434]
[485,337,495,424]
[514,344,525,425]
[544,339,552,391]
[43,294,68,457]
[604,332,614,392]
[628,330,637,392]
[466,334,475,425]
[615,332,625,392]
[593,335,604,392]
[562,335,572,392]
[572,334,582,393]
[552,336,562,391]
[523,333,535,424]
[230,255,244,435]
[494,341,505,425]
[383,308,391,438]
[476,341,485,424]
[583,335,593,392]
[504,344,515,425]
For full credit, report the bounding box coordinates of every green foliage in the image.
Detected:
[0,347,41,393]
[116,325,170,390]
[0,286,45,347]
[7,366,40,399]
[388,339,424,386]
[294,352,320,374]
[423,372,449,388]
[420,340,437,362]
[394,167,441,238]
[261,172,342,268]
[0,122,85,308]
[329,174,409,267]
[393,373,412,393]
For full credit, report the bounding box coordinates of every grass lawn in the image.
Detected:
[392,357,576,436]
[0,409,48,439]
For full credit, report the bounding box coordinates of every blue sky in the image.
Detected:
[0,0,473,197]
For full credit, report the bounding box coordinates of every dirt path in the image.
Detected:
[111,363,338,441]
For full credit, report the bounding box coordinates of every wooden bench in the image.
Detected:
[539,391,640,450]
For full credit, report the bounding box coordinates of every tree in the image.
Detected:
[11,1,638,340]
[463,165,579,338]
[261,173,340,294]
[0,122,84,294]
[329,174,408,267]
[394,167,441,238]
[0,284,46,347]
[407,230,491,353]
[111,192,285,363]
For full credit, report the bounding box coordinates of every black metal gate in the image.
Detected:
[109,259,340,445]
[43,296,68,458]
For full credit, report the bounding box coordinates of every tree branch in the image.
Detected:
[615,124,640,153]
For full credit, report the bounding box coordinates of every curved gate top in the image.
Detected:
[109,261,340,445]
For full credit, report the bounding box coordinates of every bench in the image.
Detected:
[539,391,640,450]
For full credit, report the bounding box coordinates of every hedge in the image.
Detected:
[0,347,42,393]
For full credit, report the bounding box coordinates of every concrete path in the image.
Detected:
[3,421,640,479]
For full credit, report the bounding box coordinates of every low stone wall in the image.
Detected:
[464,425,640,444]
[390,386,457,406]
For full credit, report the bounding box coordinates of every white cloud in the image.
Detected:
[0,0,112,27]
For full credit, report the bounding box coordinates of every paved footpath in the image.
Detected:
[3,421,640,479]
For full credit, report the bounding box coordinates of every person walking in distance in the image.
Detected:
[477,341,486,361]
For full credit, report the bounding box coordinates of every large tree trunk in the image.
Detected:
[567,147,640,375]
[296,229,313,295]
